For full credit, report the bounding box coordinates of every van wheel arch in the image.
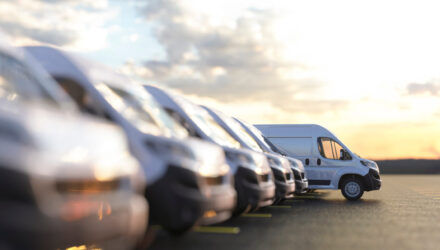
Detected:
[338,174,365,189]
[338,174,365,201]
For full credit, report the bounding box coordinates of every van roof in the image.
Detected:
[144,85,181,111]
[254,124,336,138]
[23,46,137,91]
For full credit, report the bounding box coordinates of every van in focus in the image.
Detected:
[256,124,381,200]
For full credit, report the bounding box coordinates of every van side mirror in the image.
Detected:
[340,149,351,160]
[339,149,345,160]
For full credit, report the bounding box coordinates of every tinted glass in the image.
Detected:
[217,113,262,152]
[0,53,56,104]
[320,137,334,159]
[175,97,241,148]
[318,137,351,160]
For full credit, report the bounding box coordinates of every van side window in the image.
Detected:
[318,137,352,160]
[267,137,313,157]
[0,53,56,104]
[319,138,334,159]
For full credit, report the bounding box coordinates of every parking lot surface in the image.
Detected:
[147,175,440,250]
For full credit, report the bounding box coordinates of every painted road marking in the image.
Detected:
[269,205,292,208]
[193,226,240,234]
[282,199,294,202]
[150,225,162,230]
[241,213,272,218]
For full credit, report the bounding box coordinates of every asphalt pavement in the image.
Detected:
[147,175,440,250]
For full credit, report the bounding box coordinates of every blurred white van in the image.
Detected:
[256,124,381,200]
[0,36,147,249]
[25,46,236,233]
[235,118,309,194]
[203,106,295,202]
[145,85,276,214]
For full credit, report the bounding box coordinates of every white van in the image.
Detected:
[0,38,147,249]
[25,46,236,232]
[255,124,381,200]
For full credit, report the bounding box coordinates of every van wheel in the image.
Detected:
[341,177,364,201]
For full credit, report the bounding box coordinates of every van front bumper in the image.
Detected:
[0,195,147,250]
[146,165,205,233]
[255,179,276,209]
[199,182,236,225]
[362,169,381,191]
[233,167,275,214]
[294,178,309,194]
[272,168,296,199]
[292,168,308,194]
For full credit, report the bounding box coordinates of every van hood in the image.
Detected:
[142,133,229,178]
[223,147,271,175]
[264,152,291,174]
[286,157,305,173]
[0,102,139,181]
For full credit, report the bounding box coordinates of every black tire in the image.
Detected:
[272,198,283,205]
[341,177,364,201]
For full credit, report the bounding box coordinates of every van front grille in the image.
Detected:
[260,174,269,182]
[56,179,120,194]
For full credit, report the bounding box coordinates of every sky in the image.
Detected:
[3,0,440,160]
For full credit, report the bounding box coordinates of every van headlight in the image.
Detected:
[361,160,378,170]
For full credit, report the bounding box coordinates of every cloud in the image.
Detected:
[0,0,116,51]
[407,82,440,96]
[136,0,346,114]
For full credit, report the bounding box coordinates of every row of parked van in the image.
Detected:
[0,34,381,249]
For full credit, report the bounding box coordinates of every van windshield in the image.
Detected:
[216,112,263,152]
[0,52,75,110]
[244,122,287,155]
[243,122,272,152]
[96,82,188,138]
[175,97,241,148]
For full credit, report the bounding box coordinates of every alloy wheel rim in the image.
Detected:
[345,181,360,197]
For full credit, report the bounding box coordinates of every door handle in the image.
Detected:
[305,158,310,166]
[317,158,321,166]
